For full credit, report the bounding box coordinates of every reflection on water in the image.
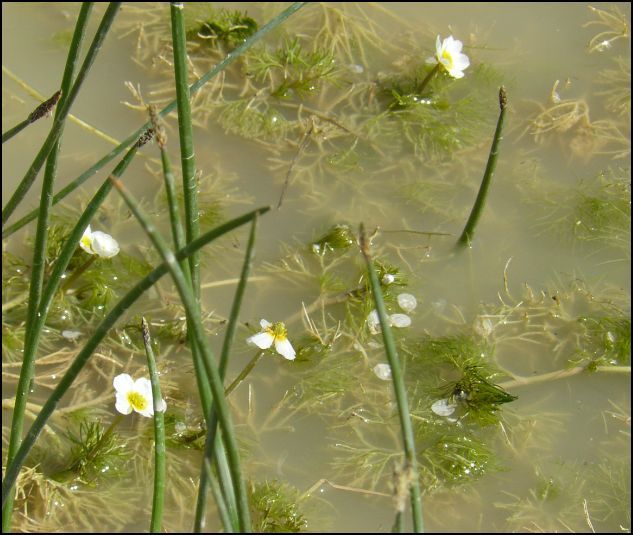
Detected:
[2,2,630,532]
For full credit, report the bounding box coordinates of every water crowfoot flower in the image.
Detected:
[367,309,412,333]
[247,319,296,360]
[373,363,392,381]
[426,35,470,79]
[113,373,166,418]
[397,293,418,313]
[80,225,120,258]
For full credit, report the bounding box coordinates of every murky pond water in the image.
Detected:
[2,2,630,532]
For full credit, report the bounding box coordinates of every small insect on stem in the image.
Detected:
[27,89,62,123]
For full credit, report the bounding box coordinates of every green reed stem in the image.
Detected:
[195,215,258,531]
[141,318,166,533]
[2,2,119,228]
[155,127,185,253]
[204,458,235,533]
[359,224,424,533]
[170,2,199,294]
[2,118,31,144]
[170,7,238,527]
[416,63,440,96]
[2,2,308,240]
[225,351,265,397]
[2,205,269,508]
[2,5,94,530]
[457,86,507,247]
[110,177,253,532]
[150,107,238,534]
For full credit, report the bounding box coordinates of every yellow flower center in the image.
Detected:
[266,322,287,341]
[81,235,92,250]
[440,49,453,69]
[127,391,148,412]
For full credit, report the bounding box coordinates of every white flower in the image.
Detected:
[247,319,296,360]
[390,313,411,328]
[367,310,412,333]
[373,363,392,381]
[426,35,470,79]
[80,225,120,258]
[113,373,166,418]
[431,398,457,417]
[367,309,381,334]
[397,293,417,313]
[382,273,395,285]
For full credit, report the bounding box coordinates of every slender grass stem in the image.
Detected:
[2,118,31,145]
[2,5,93,530]
[498,364,630,390]
[109,177,253,532]
[416,63,440,96]
[359,223,424,533]
[2,3,120,228]
[170,2,199,295]
[1,206,269,508]
[204,458,235,533]
[2,2,309,239]
[151,101,237,533]
[141,318,166,533]
[195,214,259,532]
[61,255,97,290]
[225,351,265,396]
[457,87,508,247]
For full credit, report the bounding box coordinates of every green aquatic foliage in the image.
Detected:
[52,419,129,485]
[575,313,631,368]
[419,433,496,489]
[216,98,290,141]
[369,60,500,163]
[163,412,206,450]
[246,37,339,100]
[248,480,308,533]
[517,165,631,255]
[441,365,517,427]
[310,223,355,255]
[186,7,258,50]
[572,168,630,249]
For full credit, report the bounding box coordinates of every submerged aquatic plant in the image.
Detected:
[249,480,308,532]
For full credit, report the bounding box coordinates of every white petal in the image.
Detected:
[62,329,82,340]
[373,363,392,381]
[397,293,417,313]
[134,377,153,397]
[247,331,274,349]
[367,309,381,333]
[137,405,154,418]
[390,313,411,328]
[259,319,272,329]
[90,231,120,258]
[382,273,395,285]
[431,398,457,417]
[115,392,133,415]
[275,337,296,360]
[155,398,167,413]
[113,373,134,393]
